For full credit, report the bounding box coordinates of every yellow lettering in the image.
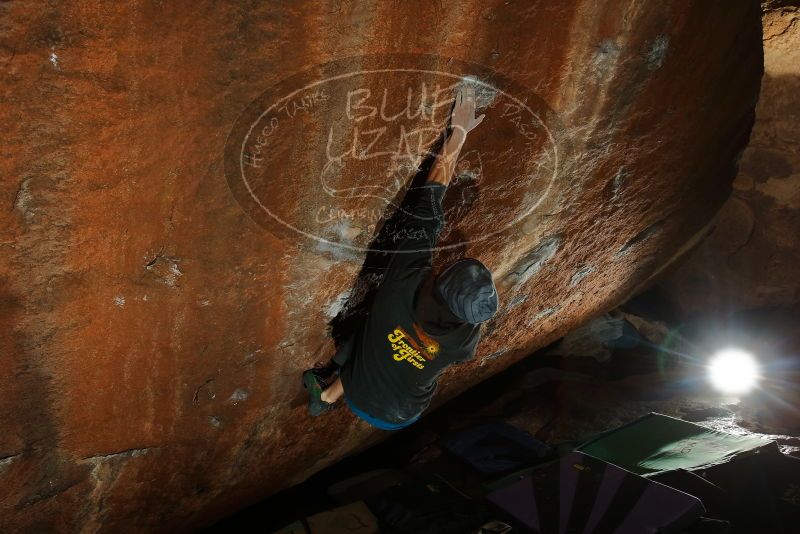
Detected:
[387,329,405,343]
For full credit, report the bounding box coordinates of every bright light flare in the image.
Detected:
[707,348,760,395]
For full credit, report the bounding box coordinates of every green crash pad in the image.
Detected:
[576,412,776,476]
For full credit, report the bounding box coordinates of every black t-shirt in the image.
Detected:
[340,183,481,425]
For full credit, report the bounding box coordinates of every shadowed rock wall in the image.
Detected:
[0,1,762,531]
[664,1,800,314]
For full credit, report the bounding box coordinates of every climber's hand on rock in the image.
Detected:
[430,86,482,186]
[450,85,485,141]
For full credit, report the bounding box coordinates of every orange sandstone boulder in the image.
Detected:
[0,0,762,531]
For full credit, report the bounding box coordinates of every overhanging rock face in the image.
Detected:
[0,1,762,530]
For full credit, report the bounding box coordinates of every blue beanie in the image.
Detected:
[436,258,499,324]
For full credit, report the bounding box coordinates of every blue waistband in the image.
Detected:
[345,397,419,431]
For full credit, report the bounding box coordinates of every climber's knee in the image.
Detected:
[332,333,356,367]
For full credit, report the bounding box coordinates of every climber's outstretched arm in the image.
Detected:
[428,85,485,187]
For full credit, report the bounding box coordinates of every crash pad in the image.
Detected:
[576,412,775,475]
[486,451,704,533]
[441,421,553,476]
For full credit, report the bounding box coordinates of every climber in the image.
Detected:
[303,86,499,430]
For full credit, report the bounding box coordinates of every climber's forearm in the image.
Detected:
[428,85,484,187]
[428,130,466,187]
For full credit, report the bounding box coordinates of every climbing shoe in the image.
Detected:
[303,369,336,417]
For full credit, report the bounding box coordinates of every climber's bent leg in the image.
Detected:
[331,333,356,367]
[321,377,344,404]
[303,370,339,416]
[303,332,355,416]
[317,334,353,379]
[308,333,356,383]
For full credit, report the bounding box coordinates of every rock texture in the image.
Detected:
[0,1,762,531]
[664,1,800,314]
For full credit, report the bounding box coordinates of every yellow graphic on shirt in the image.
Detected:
[388,327,426,369]
[412,323,440,360]
[387,325,441,369]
